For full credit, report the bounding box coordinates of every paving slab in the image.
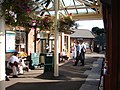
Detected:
[5,53,104,90]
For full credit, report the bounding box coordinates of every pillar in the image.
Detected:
[0,16,5,90]
[54,0,59,77]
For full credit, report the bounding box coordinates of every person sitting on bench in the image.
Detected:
[60,49,69,61]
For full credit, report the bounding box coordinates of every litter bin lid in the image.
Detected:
[46,53,53,56]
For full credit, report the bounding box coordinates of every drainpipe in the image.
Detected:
[34,26,37,53]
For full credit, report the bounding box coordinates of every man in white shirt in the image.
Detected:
[9,52,20,78]
[73,41,82,66]
[9,54,19,64]
[81,41,86,66]
[60,49,68,61]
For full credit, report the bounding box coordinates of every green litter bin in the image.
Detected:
[40,53,45,65]
[44,53,54,72]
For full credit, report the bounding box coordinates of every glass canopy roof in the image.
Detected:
[35,0,102,20]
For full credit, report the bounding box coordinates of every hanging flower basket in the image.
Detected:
[37,14,76,33]
[1,0,77,32]
[38,15,54,32]
[1,0,38,27]
[58,14,76,32]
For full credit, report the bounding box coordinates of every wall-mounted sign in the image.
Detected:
[5,31,16,52]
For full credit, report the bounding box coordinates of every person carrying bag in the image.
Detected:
[81,41,86,66]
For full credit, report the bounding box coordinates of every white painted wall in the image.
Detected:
[0,16,5,90]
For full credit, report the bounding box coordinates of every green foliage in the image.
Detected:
[92,27,105,35]
[91,27,106,45]
[37,14,77,33]
[1,0,38,27]
[38,15,54,31]
[1,0,77,33]
[58,15,76,32]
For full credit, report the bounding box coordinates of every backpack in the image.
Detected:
[81,46,86,53]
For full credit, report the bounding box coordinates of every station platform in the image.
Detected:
[5,52,104,90]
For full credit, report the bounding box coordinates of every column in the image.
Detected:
[61,32,64,51]
[0,17,5,90]
[54,0,59,77]
[68,35,70,58]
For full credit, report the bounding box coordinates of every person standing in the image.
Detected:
[46,44,49,53]
[81,41,86,66]
[73,41,82,66]
[72,43,77,62]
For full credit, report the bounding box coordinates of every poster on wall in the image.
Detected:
[5,31,16,52]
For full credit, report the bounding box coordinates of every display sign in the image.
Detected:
[31,53,40,66]
[5,31,16,52]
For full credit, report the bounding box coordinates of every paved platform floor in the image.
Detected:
[5,52,104,90]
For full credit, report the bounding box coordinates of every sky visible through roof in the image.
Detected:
[76,20,104,30]
[37,0,96,15]
[36,0,103,30]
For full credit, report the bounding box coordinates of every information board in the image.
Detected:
[5,31,16,52]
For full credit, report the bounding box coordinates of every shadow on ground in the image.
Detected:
[6,80,85,90]
[6,55,102,90]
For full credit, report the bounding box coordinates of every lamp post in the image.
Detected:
[46,30,50,53]
[46,30,50,46]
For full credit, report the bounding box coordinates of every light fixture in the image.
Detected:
[31,19,37,52]
[46,30,50,34]
[32,22,36,26]
[37,30,41,39]
[32,19,37,27]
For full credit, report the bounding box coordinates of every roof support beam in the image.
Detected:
[73,0,79,14]
[35,0,102,20]
[40,0,51,16]
[73,13,102,20]
[48,5,100,11]
[59,0,69,14]
[60,0,69,14]
[76,0,93,5]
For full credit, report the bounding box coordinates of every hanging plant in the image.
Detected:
[1,0,38,27]
[58,13,76,32]
[37,14,77,33]
[38,15,54,31]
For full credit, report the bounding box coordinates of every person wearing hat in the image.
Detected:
[9,52,20,78]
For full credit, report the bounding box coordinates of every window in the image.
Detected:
[15,30,27,52]
[64,36,68,52]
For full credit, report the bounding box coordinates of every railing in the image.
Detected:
[98,57,107,90]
